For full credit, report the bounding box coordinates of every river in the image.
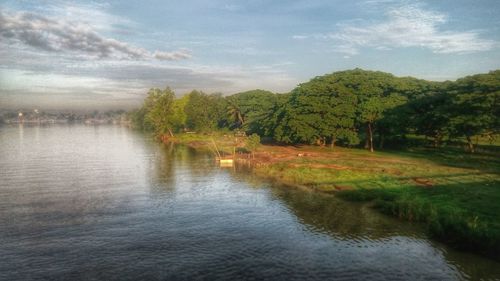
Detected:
[0,124,499,280]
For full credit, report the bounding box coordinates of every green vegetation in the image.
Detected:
[245,133,261,158]
[129,68,500,258]
[251,145,500,258]
[226,89,278,136]
[130,68,499,153]
[184,90,227,132]
[129,87,176,135]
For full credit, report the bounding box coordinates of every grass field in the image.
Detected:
[253,145,500,259]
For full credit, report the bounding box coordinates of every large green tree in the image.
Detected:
[337,70,408,152]
[446,71,500,152]
[407,91,451,147]
[144,87,176,137]
[184,91,228,132]
[279,77,359,146]
[225,90,277,136]
[171,94,190,132]
[278,69,409,151]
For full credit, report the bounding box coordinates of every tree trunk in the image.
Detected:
[238,112,244,127]
[167,128,174,137]
[317,138,326,147]
[330,137,336,149]
[466,135,475,153]
[367,122,374,152]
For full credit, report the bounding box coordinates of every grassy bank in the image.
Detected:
[167,133,500,259]
[168,132,242,155]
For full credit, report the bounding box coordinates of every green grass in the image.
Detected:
[170,132,237,155]
[255,146,500,259]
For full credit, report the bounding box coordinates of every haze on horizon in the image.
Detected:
[1,0,499,110]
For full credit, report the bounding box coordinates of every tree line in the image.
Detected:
[130,68,499,152]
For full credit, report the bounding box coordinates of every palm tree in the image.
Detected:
[226,97,244,129]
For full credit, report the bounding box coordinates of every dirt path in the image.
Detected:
[254,144,416,166]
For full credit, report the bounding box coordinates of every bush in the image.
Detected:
[245,134,261,158]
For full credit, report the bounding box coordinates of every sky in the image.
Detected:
[1,0,499,110]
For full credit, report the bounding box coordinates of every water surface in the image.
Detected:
[1,125,499,280]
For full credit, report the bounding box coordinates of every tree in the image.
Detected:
[271,93,296,143]
[184,91,227,132]
[278,69,407,150]
[407,91,452,147]
[446,71,500,152]
[129,107,148,130]
[245,133,261,158]
[225,90,277,136]
[210,93,230,129]
[358,93,407,152]
[144,87,176,137]
[184,90,213,131]
[226,96,244,129]
[448,93,499,152]
[129,69,500,153]
[171,94,189,132]
[327,70,409,152]
[284,78,359,146]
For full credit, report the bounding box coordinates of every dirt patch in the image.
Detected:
[334,184,353,191]
[413,178,434,187]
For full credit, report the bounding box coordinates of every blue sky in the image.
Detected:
[1,0,499,109]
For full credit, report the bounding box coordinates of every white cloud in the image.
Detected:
[0,8,191,61]
[0,44,297,109]
[330,4,496,55]
[153,50,192,60]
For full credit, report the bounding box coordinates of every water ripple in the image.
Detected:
[1,125,499,281]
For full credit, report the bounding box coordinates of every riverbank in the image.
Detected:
[165,133,500,259]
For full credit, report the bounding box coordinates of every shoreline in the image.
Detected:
[163,133,500,260]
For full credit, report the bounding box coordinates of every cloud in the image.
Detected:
[0,9,190,61]
[153,50,192,60]
[0,45,297,110]
[328,4,496,55]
